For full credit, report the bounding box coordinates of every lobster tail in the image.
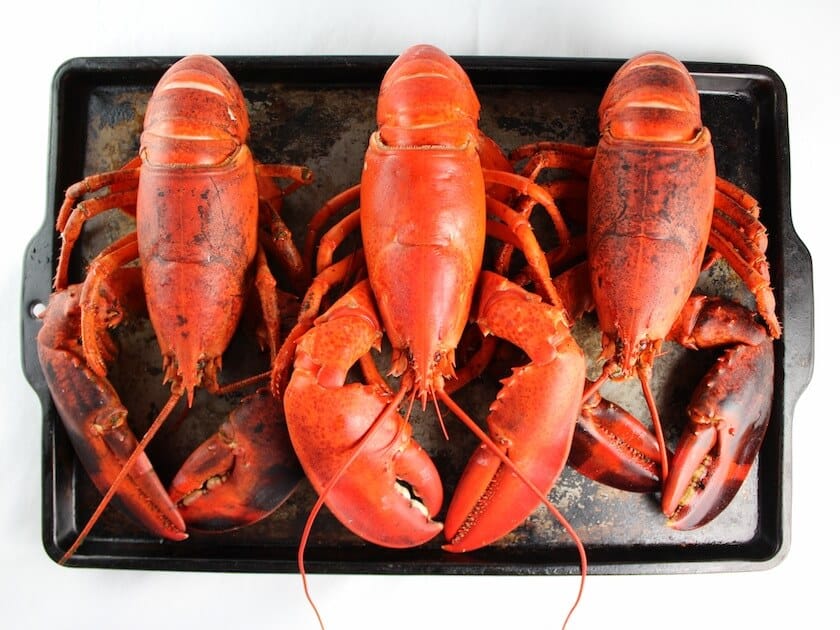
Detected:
[599,52,703,143]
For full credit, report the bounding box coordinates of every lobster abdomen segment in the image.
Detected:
[141,55,249,167]
[599,52,703,143]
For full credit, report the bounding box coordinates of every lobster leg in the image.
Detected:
[169,388,303,531]
[662,296,774,529]
[707,179,781,338]
[314,209,361,276]
[284,280,444,548]
[251,246,283,357]
[303,184,361,277]
[509,141,596,194]
[37,284,187,541]
[256,162,313,294]
[443,271,585,552]
[483,169,574,251]
[78,232,140,376]
[54,158,141,290]
[508,141,595,230]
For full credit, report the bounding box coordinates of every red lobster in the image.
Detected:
[38,55,308,555]
[514,52,780,529]
[272,45,587,559]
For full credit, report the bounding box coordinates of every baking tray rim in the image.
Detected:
[21,53,814,575]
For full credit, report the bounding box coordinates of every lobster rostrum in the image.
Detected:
[274,45,588,557]
[513,51,781,529]
[39,55,309,555]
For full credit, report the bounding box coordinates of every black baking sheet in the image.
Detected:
[21,54,813,574]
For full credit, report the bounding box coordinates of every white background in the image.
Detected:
[2,1,832,628]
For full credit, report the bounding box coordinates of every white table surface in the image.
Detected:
[2,1,832,627]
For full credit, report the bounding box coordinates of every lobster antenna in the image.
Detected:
[214,369,272,396]
[429,387,449,441]
[436,388,587,630]
[297,378,412,630]
[640,367,670,485]
[582,366,612,403]
[60,390,183,565]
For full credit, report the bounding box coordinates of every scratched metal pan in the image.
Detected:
[21,54,813,574]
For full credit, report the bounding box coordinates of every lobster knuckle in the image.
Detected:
[690,341,774,428]
[475,271,573,366]
[296,285,383,388]
[295,317,380,388]
[668,295,768,349]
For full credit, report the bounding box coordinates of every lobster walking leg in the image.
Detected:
[302,184,362,277]
[78,233,140,375]
[256,163,314,294]
[443,271,585,552]
[707,181,781,338]
[53,155,144,293]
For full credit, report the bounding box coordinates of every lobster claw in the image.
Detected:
[37,286,187,541]
[169,388,303,531]
[284,281,444,548]
[443,273,585,552]
[568,387,666,493]
[662,339,774,530]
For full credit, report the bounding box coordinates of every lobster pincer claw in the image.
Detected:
[662,339,774,530]
[169,388,303,532]
[284,281,444,548]
[37,286,187,541]
[443,272,585,552]
[569,387,666,493]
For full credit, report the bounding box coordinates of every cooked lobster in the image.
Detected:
[272,45,588,558]
[39,55,309,558]
[513,51,780,529]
